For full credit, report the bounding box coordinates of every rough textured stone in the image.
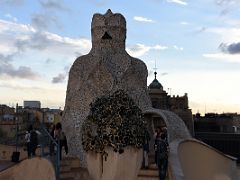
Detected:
[62,9,151,167]
[62,11,191,178]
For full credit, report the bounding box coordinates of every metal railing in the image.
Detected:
[39,125,60,180]
[2,124,61,180]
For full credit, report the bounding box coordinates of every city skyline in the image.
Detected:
[0,0,240,114]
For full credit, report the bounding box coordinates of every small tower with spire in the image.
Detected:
[147,62,194,134]
[148,71,163,90]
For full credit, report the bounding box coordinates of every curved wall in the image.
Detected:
[178,139,239,180]
[0,157,55,180]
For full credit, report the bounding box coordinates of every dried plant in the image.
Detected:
[82,89,148,158]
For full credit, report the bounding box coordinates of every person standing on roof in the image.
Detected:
[54,122,68,160]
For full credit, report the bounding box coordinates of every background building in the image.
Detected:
[0,102,62,144]
[194,113,240,162]
[0,105,15,117]
[0,104,23,144]
[194,113,240,133]
[23,101,41,109]
[148,72,194,135]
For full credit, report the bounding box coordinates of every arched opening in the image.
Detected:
[152,115,166,131]
[143,108,190,143]
[143,112,167,164]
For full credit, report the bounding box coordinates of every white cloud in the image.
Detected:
[223,19,240,27]
[0,18,92,83]
[0,19,91,56]
[0,59,40,80]
[4,14,18,22]
[173,45,184,51]
[180,21,189,25]
[133,16,155,23]
[126,43,168,57]
[204,26,240,59]
[167,0,188,6]
[215,0,240,15]
[52,65,70,84]
[31,13,59,30]
[0,19,35,34]
[203,53,240,63]
[207,27,240,43]
[39,0,68,11]
[127,44,150,57]
[153,45,168,50]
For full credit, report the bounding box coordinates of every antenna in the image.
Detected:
[153,60,157,79]
[153,60,157,72]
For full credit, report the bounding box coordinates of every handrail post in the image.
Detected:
[56,139,60,180]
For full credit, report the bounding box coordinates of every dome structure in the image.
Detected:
[149,72,163,90]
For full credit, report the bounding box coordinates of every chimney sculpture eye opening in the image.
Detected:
[102,32,112,40]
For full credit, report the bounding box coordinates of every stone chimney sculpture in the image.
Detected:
[62,9,151,167]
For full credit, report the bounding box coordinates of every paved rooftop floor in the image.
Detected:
[0,160,16,172]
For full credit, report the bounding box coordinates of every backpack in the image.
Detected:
[30,130,38,147]
[156,139,168,160]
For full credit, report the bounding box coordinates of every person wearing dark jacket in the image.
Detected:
[25,125,38,158]
[50,124,55,156]
[54,122,68,160]
[143,131,150,169]
[156,132,169,180]
[25,126,31,158]
[154,127,161,164]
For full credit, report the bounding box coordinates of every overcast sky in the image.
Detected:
[0,0,240,114]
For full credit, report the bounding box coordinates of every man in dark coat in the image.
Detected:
[156,132,169,180]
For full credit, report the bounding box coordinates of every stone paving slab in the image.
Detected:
[0,160,15,172]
